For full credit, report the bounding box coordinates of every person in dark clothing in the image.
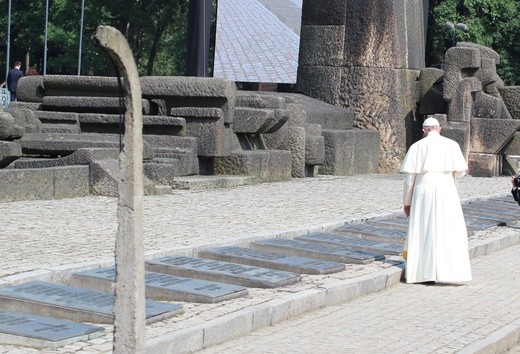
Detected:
[7,61,23,101]
[511,176,520,205]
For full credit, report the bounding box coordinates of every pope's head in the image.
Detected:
[422,117,441,136]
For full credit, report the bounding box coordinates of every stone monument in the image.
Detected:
[93,25,146,353]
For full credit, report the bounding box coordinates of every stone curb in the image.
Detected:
[458,318,520,354]
[146,267,403,353]
[145,230,520,353]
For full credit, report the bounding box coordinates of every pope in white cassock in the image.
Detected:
[399,117,472,284]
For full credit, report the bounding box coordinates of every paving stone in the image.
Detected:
[251,238,384,264]
[73,267,248,304]
[146,256,301,288]
[198,246,345,275]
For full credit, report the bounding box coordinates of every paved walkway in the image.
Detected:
[213,0,300,83]
[0,174,519,353]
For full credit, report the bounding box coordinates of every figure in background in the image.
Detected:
[400,117,472,285]
[7,61,24,101]
[26,67,40,76]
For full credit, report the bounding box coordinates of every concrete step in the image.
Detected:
[171,175,260,190]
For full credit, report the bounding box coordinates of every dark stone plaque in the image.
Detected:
[74,267,248,303]
[296,232,403,255]
[0,310,104,348]
[371,213,501,231]
[464,203,520,217]
[463,217,505,229]
[334,223,407,242]
[199,246,345,275]
[462,210,507,222]
[0,281,183,324]
[490,196,517,205]
[462,207,516,223]
[146,256,301,288]
[366,217,409,230]
[251,238,384,264]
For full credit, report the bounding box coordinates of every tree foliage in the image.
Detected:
[427,0,520,85]
[5,1,516,86]
[0,0,216,80]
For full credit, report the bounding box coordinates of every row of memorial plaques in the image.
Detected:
[2,194,516,348]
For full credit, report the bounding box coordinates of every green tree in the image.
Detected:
[0,0,217,79]
[427,0,520,85]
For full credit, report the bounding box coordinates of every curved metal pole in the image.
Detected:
[77,0,85,75]
[43,0,49,75]
[6,0,11,81]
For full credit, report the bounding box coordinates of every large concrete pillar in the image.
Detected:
[297,0,426,172]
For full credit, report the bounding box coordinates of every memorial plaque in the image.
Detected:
[334,223,407,242]
[251,238,384,264]
[464,201,520,215]
[365,218,409,230]
[490,196,517,205]
[74,267,248,303]
[463,217,505,229]
[296,232,403,256]
[0,310,104,349]
[372,214,502,231]
[0,281,183,324]
[462,210,507,223]
[199,246,345,275]
[146,256,301,288]
[462,207,516,223]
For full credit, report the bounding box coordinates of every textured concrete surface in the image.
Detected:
[213,0,301,83]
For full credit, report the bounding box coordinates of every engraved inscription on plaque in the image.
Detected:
[296,233,403,255]
[251,238,384,264]
[0,310,104,348]
[199,246,345,275]
[0,281,182,324]
[335,223,407,241]
[146,256,301,288]
[74,267,248,303]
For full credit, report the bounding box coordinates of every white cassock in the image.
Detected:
[400,131,472,283]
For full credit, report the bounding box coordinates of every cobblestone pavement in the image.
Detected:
[213,0,299,83]
[0,174,519,353]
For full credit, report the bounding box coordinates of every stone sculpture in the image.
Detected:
[3,0,520,201]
